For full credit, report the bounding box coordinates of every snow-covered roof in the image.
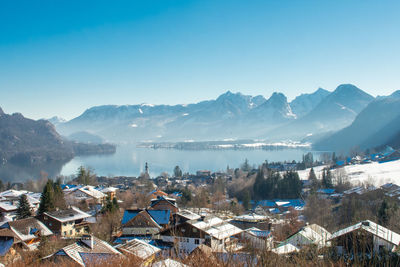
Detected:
[114,238,160,260]
[44,207,91,223]
[0,202,17,212]
[0,190,29,198]
[152,259,189,267]
[6,217,53,242]
[53,236,121,266]
[78,186,106,199]
[100,187,118,193]
[272,243,299,254]
[330,220,400,246]
[176,210,201,221]
[190,217,243,240]
[233,213,269,222]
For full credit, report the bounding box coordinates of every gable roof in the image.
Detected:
[176,210,201,221]
[330,220,400,246]
[122,209,170,227]
[190,217,243,240]
[44,207,91,223]
[114,238,160,260]
[4,217,53,242]
[150,196,177,208]
[147,210,170,225]
[52,236,121,266]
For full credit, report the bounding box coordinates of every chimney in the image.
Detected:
[82,235,94,249]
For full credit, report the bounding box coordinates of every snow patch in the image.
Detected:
[130,124,138,128]
[138,108,143,114]
[182,113,189,116]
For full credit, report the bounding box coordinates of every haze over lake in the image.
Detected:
[60,145,315,178]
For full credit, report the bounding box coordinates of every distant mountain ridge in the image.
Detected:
[54,84,392,148]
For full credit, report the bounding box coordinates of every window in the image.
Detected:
[195,239,200,245]
[70,230,73,235]
[63,231,67,236]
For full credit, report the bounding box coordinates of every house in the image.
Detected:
[114,238,160,265]
[329,220,400,256]
[64,185,106,206]
[241,227,273,250]
[149,196,179,214]
[44,235,121,266]
[0,217,53,250]
[0,203,17,221]
[173,210,201,226]
[120,209,170,239]
[148,189,168,200]
[100,187,118,200]
[316,189,336,199]
[160,216,243,254]
[38,207,91,237]
[279,224,331,249]
[196,170,211,177]
[0,190,40,215]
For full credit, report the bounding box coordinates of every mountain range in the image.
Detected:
[56,83,399,153]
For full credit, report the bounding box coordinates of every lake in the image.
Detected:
[60,145,316,178]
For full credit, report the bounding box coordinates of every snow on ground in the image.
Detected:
[298,159,400,186]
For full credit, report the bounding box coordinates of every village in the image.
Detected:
[1,148,400,266]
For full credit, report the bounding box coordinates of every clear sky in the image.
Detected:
[1,0,399,120]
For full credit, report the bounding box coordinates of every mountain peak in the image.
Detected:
[333,84,368,96]
[267,92,287,104]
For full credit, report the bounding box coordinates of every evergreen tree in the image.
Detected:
[53,179,67,209]
[0,179,4,191]
[102,196,119,213]
[173,166,182,177]
[242,190,251,210]
[322,168,333,188]
[38,180,55,215]
[378,199,390,226]
[16,194,32,219]
[77,166,96,185]
[241,159,251,172]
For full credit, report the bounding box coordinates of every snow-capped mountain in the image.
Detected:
[55,85,378,144]
[265,84,374,141]
[289,88,330,118]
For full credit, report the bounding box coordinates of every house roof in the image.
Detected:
[147,210,170,225]
[233,213,269,223]
[329,220,400,246]
[0,237,14,256]
[0,202,17,212]
[190,217,243,240]
[245,227,271,238]
[4,217,53,242]
[121,209,170,226]
[281,224,331,247]
[77,186,106,199]
[44,207,91,223]
[114,238,160,260]
[52,236,121,266]
[176,210,201,221]
[272,243,299,254]
[152,259,189,267]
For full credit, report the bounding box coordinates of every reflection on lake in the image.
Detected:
[60,145,316,178]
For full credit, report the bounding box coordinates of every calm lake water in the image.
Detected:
[60,145,315,178]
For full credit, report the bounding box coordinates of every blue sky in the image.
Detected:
[1,0,399,120]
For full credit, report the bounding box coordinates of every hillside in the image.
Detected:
[0,108,115,166]
[314,97,400,152]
